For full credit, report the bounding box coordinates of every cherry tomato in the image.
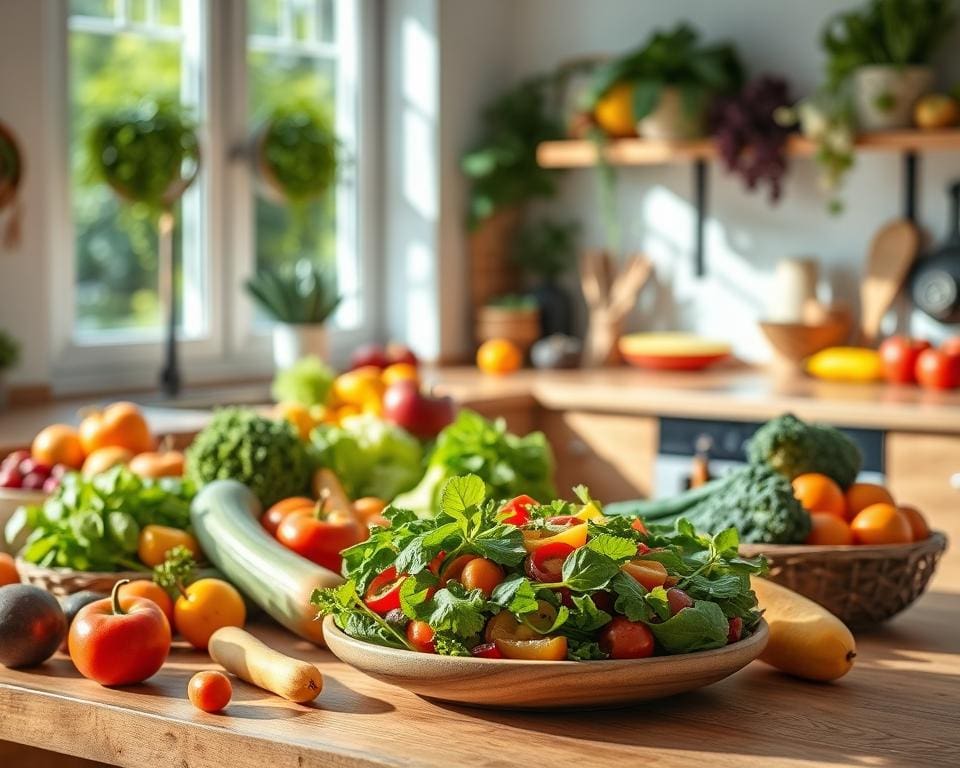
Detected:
[438,554,477,585]
[522,523,588,554]
[427,551,446,576]
[471,642,503,659]
[460,558,504,597]
[942,336,960,358]
[495,636,567,661]
[546,515,585,526]
[915,348,960,390]
[137,525,201,568]
[621,559,668,591]
[631,518,649,535]
[174,578,246,650]
[524,541,575,582]
[598,616,655,659]
[120,580,174,627]
[188,670,232,713]
[500,495,537,526]
[261,497,315,536]
[365,566,406,615]
[880,336,931,384]
[276,510,366,572]
[666,587,694,616]
[591,591,614,613]
[406,620,435,653]
[484,611,537,643]
[727,616,743,644]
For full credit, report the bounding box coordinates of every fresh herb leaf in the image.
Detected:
[491,575,540,615]
[562,594,612,637]
[586,533,637,563]
[434,633,472,657]
[439,474,486,520]
[645,585,672,622]
[426,582,490,638]
[473,523,527,566]
[560,547,620,592]
[646,600,729,653]
[611,571,652,622]
[567,640,608,661]
[399,571,438,620]
[712,527,740,555]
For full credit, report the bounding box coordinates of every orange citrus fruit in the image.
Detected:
[792,473,846,517]
[898,505,929,542]
[844,483,895,522]
[805,512,854,545]
[0,553,20,587]
[477,339,523,376]
[849,503,912,545]
[32,424,85,469]
[594,83,637,138]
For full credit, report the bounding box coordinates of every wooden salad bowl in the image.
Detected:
[322,615,768,710]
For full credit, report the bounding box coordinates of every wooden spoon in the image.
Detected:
[860,219,919,346]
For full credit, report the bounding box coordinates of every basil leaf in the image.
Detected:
[586,533,637,563]
[646,600,729,653]
[399,571,438,621]
[473,523,526,566]
[107,511,140,553]
[645,585,672,622]
[490,575,539,615]
[561,548,620,592]
[427,582,489,638]
[611,571,652,622]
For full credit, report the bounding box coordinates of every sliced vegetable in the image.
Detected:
[495,636,568,661]
[364,566,406,615]
[522,524,588,553]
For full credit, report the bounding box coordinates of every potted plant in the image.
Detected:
[513,218,580,337]
[245,259,341,369]
[0,330,19,409]
[822,0,954,131]
[88,98,200,395]
[476,295,541,356]
[589,24,743,140]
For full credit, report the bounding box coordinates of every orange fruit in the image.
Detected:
[805,512,854,545]
[850,503,912,545]
[381,362,419,387]
[792,473,846,517]
[79,402,153,455]
[32,424,85,469]
[844,483,895,522]
[477,339,523,376]
[594,82,638,138]
[0,553,20,586]
[898,505,930,542]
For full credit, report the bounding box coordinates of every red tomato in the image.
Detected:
[879,336,931,384]
[364,566,406,615]
[500,495,538,526]
[261,497,315,536]
[727,616,743,644]
[460,558,504,597]
[188,670,232,713]
[598,616,655,659]
[621,559,669,591]
[941,337,960,358]
[915,347,960,390]
[68,580,171,686]
[471,642,503,659]
[666,587,694,615]
[545,515,585,526]
[524,541,575,582]
[631,518,649,535]
[439,554,477,585]
[406,620,436,653]
[591,591,614,613]
[276,510,366,572]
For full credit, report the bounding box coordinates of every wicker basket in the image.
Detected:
[15,558,150,597]
[740,532,948,628]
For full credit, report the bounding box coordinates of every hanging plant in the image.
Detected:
[87,98,200,215]
[257,101,339,205]
[0,329,19,372]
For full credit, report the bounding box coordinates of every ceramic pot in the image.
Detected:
[475,306,541,354]
[853,65,933,132]
[532,280,573,337]
[636,87,707,140]
[272,323,328,369]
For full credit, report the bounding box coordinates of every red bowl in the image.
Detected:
[619,333,731,371]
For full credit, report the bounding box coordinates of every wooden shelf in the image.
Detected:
[537,129,960,168]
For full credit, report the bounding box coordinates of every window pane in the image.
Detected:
[69,0,115,19]
[249,0,281,37]
[68,10,203,339]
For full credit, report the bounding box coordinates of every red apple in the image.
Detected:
[942,337,960,358]
[879,336,931,384]
[382,381,456,439]
[350,344,389,370]
[385,343,418,367]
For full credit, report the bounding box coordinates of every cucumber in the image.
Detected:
[190,480,342,645]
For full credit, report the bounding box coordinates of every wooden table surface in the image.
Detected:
[1,580,957,768]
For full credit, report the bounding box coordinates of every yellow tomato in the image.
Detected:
[594,82,637,138]
[274,401,315,441]
[621,559,668,591]
[495,636,568,661]
[477,339,523,376]
[575,502,603,521]
[522,524,589,553]
[382,362,419,387]
[333,368,385,406]
[174,578,246,650]
[138,525,201,568]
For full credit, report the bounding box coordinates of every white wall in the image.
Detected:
[498,0,960,358]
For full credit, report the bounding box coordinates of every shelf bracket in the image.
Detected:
[693,159,708,277]
[903,151,918,222]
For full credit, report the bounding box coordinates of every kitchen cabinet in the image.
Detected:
[539,409,657,500]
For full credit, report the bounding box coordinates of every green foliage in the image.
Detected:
[822,0,955,90]
[185,407,313,507]
[9,466,194,573]
[588,24,744,120]
[311,413,424,501]
[87,98,198,214]
[746,413,863,490]
[152,545,198,599]
[461,76,564,227]
[260,101,339,204]
[245,258,341,324]
[485,294,539,310]
[512,218,580,280]
[271,355,336,407]
[0,329,20,370]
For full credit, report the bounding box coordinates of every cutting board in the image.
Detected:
[860,219,919,345]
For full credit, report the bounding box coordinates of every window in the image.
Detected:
[58,0,366,384]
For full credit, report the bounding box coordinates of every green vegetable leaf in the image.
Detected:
[106,511,140,553]
[586,533,637,563]
[399,571,439,621]
[712,527,740,556]
[645,585,672,622]
[563,594,612,636]
[491,575,540,615]
[473,523,527,566]
[610,571,652,622]
[440,474,486,521]
[426,582,490,638]
[567,640,607,661]
[561,548,620,592]
[646,600,729,653]
[434,633,472,657]
[684,572,746,600]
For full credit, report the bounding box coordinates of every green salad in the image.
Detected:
[314,475,766,661]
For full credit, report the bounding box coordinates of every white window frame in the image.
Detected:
[47,0,380,395]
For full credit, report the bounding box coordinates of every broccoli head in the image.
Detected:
[746,413,862,490]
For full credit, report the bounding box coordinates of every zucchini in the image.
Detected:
[208,626,323,703]
[190,480,342,645]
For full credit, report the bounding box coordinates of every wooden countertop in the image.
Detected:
[1,581,957,768]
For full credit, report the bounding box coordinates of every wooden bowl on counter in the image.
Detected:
[759,315,851,373]
[15,559,150,597]
[740,532,947,628]
[323,615,768,709]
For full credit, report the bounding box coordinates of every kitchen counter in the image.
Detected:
[1,583,958,768]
